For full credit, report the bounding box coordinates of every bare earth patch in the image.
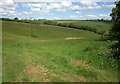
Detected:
[70,60,95,70]
[24,65,50,82]
[65,37,82,40]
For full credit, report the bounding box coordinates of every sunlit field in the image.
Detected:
[2,21,118,82]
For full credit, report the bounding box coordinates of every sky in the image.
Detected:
[0,0,117,20]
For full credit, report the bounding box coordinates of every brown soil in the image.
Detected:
[70,60,94,70]
[24,65,50,82]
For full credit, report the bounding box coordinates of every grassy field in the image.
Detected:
[56,20,112,34]
[2,21,118,82]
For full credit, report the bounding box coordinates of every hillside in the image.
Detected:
[2,21,118,82]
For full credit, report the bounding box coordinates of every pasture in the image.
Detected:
[55,20,112,34]
[2,21,118,82]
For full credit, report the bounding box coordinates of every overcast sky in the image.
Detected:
[0,0,117,20]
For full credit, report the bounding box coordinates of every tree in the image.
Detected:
[109,1,120,60]
[14,17,18,20]
[101,18,104,21]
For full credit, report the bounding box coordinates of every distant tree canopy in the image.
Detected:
[109,1,120,60]
[14,17,18,20]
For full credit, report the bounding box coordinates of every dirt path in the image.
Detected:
[65,37,82,40]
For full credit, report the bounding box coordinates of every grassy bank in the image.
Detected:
[2,21,118,82]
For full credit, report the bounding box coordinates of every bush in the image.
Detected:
[2,18,13,21]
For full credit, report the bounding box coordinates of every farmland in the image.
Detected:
[2,20,118,82]
[56,20,112,34]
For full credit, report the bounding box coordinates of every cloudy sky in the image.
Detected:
[0,0,117,20]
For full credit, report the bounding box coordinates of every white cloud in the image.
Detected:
[70,15,85,20]
[79,0,102,10]
[41,10,50,14]
[84,14,111,20]
[0,8,6,16]
[0,0,113,20]
[80,0,97,6]
[76,11,81,14]
[86,14,98,19]
[53,17,60,20]
[13,0,116,3]
[30,7,50,15]
[0,2,2,8]
[47,3,61,10]
[55,8,66,12]
[28,3,47,8]
[28,3,41,8]
[98,14,111,19]
[21,3,28,8]
[0,8,5,13]
[99,14,108,17]
[2,0,14,7]
[14,3,19,8]
[63,14,111,20]
[27,1,70,13]
[9,10,15,14]
[71,1,101,11]
[71,5,81,11]
[70,15,75,18]
[0,0,19,17]
[47,1,72,10]
[31,8,40,12]
[85,5,101,10]
[61,1,72,8]
[103,4,116,9]
[71,5,101,11]
[22,11,32,15]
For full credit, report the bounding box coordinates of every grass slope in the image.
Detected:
[56,20,112,34]
[2,21,118,82]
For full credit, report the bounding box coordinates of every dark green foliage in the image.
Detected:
[75,67,97,78]
[101,19,104,21]
[82,47,92,52]
[109,1,120,60]
[1,18,13,21]
[109,42,120,59]
[14,17,18,20]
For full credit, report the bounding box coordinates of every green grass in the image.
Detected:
[2,21,101,40]
[56,20,112,34]
[2,21,118,82]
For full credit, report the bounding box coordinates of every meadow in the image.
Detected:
[56,20,112,34]
[2,20,118,82]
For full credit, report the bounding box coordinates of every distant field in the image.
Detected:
[56,20,77,23]
[4,20,112,34]
[2,21,118,82]
[56,20,112,34]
